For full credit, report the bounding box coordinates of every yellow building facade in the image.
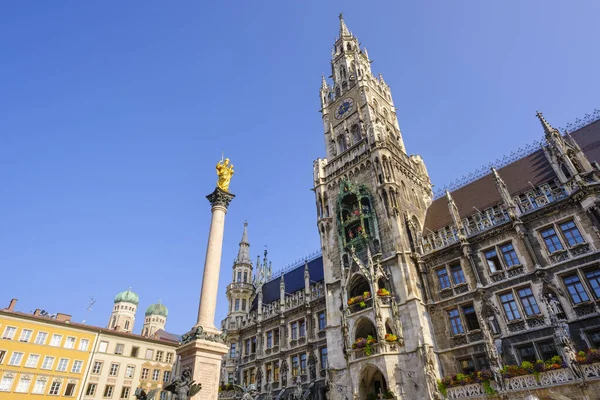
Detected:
[0,305,98,399]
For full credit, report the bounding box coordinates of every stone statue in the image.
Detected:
[163,367,202,400]
[232,384,258,400]
[293,376,303,400]
[424,347,441,400]
[563,345,584,379]
[216,158,234,192]
[491,364,505,392]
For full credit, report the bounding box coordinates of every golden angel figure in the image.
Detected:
[216,158,234,192]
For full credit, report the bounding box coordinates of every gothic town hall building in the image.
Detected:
[219,15,600,400]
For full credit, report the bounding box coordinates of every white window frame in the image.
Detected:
[15,375,32,393]
[50,334,63,346]
[78,338,90,351]
[42,356,55,370]
[92,360,103,374]
[25,353,40,368]
[56,357,69,372]
[0,374,15,392]
[49,380,62,395]
[71,360,84,373]
[35,331,48,345]
[64,336,76,349]
[8,351,24,366]
[32,377,47,394]
[19,328,33,342]
[2,326,16,340]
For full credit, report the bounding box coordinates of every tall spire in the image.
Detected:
[445,191,465,239]
[339,13,351,38]
[491,167,519,219]
[235,221,251,265]
[536,111,558,136]
[321,75,328,89]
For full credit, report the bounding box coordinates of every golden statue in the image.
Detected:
[216,158,234,192]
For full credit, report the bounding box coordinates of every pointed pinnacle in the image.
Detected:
[536,111,557,136]
[339,13,351,37]
[321,75,328,89]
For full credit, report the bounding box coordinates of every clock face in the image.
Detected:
[334,98,354,119]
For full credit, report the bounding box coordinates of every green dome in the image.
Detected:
[114,289,139,306]
[145,302,168,317]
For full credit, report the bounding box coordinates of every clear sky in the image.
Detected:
[1,1,598,336]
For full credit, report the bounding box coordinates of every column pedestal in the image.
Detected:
[177,338,228,400]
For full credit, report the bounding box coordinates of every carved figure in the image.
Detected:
[424,347,441,400]
[216,158,234,192]
[491,364,505,392]
[232,384,258,400]
[293,376,303,399]
[163,367,202,400]
[563,345,584,379]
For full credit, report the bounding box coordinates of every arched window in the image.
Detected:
[560,163,572,179]
[242,299,247,311]
[401,181,408,199]
[124,320,130,330]
[335,87,341,98]
[347,43,352,51]
[338,135,347,153]
[351,125,361,142]
[111,317,116,328]
[340,67,346,80]
[243,272,248,283]
[372,98,378,112]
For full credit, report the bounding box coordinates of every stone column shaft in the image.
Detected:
[196,187,235,331]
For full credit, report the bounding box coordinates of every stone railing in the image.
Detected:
[444,365,600,399]
[349,342,402,361]
[348,297,373,314]
[548,243,592,264]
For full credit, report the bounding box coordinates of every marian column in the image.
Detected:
[175,158,234,400]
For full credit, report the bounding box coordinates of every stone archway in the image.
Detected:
[358,364,388,400]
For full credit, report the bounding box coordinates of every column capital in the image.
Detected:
[206,187,235,210]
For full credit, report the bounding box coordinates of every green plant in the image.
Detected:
[437,381,447,397]
[359,301,366,308]
[482,380,496,395]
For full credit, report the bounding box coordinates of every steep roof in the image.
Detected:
[423,118,600,233]
[251,256,324,311]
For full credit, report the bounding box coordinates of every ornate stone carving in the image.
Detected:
[206,187,235,210]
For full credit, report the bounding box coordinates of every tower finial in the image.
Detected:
[536,111,558,136]
[339,13,351,37]
[321,75,328,89]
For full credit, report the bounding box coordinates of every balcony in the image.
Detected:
[549,243,592,264]
[348,297,373,314]
[349,341,401,362]
[445,364,600,399]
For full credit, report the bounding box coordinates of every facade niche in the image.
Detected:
[337,181,379,250]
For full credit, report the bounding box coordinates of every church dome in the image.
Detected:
[145,302,168,317]
[114,289,139,306]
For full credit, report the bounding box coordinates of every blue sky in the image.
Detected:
[1,1,598,335]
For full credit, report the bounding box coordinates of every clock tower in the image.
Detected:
[314,15,440,399]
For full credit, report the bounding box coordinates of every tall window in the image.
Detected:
[500,243,520,267]
[291,355,299,376]
[560,220,584,246]
[109,363,119,376]
[19,329,33,342]
[15,376,31,393]
[156,351,164,362]
[500,292,521,321]
[86,383,97,396]
[9,352,24,366]
[235,299,240,311]
[79,338,90,351]
[115,344,125,355]
[34,331,48,345]
[243,272,248,283]
[266,363,272,382]
[450,264,466,285]
[436,268,451,289]
[0,376,14,392]
[131,347,139,358]
[64,382,76,396]
[299,320,306,337]
[518,287,540,316]
[274,361,280,382]
[250,368,256,384]
[230,343,236,358]
[291,322,298,340]
[2,326,16,340]
[541,227,563,253]
[0,350,5,364]
[563,274,590,304]
[166,353,173,363]
[237,272,242,282]
[242,299,247,311]
[72,360,83,373]
[42,356,55,370]
[64,336,76,349]
[585,269,600,298]
[153,369,160,381]
[103,385,114,398]
[318,312,326,330]
[267,331,273,348]
[462,305,480,331]
[50,334,62,346]
[32,378,47,394]
[251,337,257,353]
[484,249,502,273]
[49,381,62,395]
[26,354,40,368]
[121,387,131,399]
[320,347,328,369]
[448,309,464,335]
[145,349,154,359]
[300,353,307,375]
[92,361,103,374]
[99,341,108,353]
[244,339,250,355]
[163,371,170,382]
[141,368,149,379]
[56,358,69,371]
[126,366,135,378]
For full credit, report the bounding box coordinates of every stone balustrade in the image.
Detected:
[444,364,600,399]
